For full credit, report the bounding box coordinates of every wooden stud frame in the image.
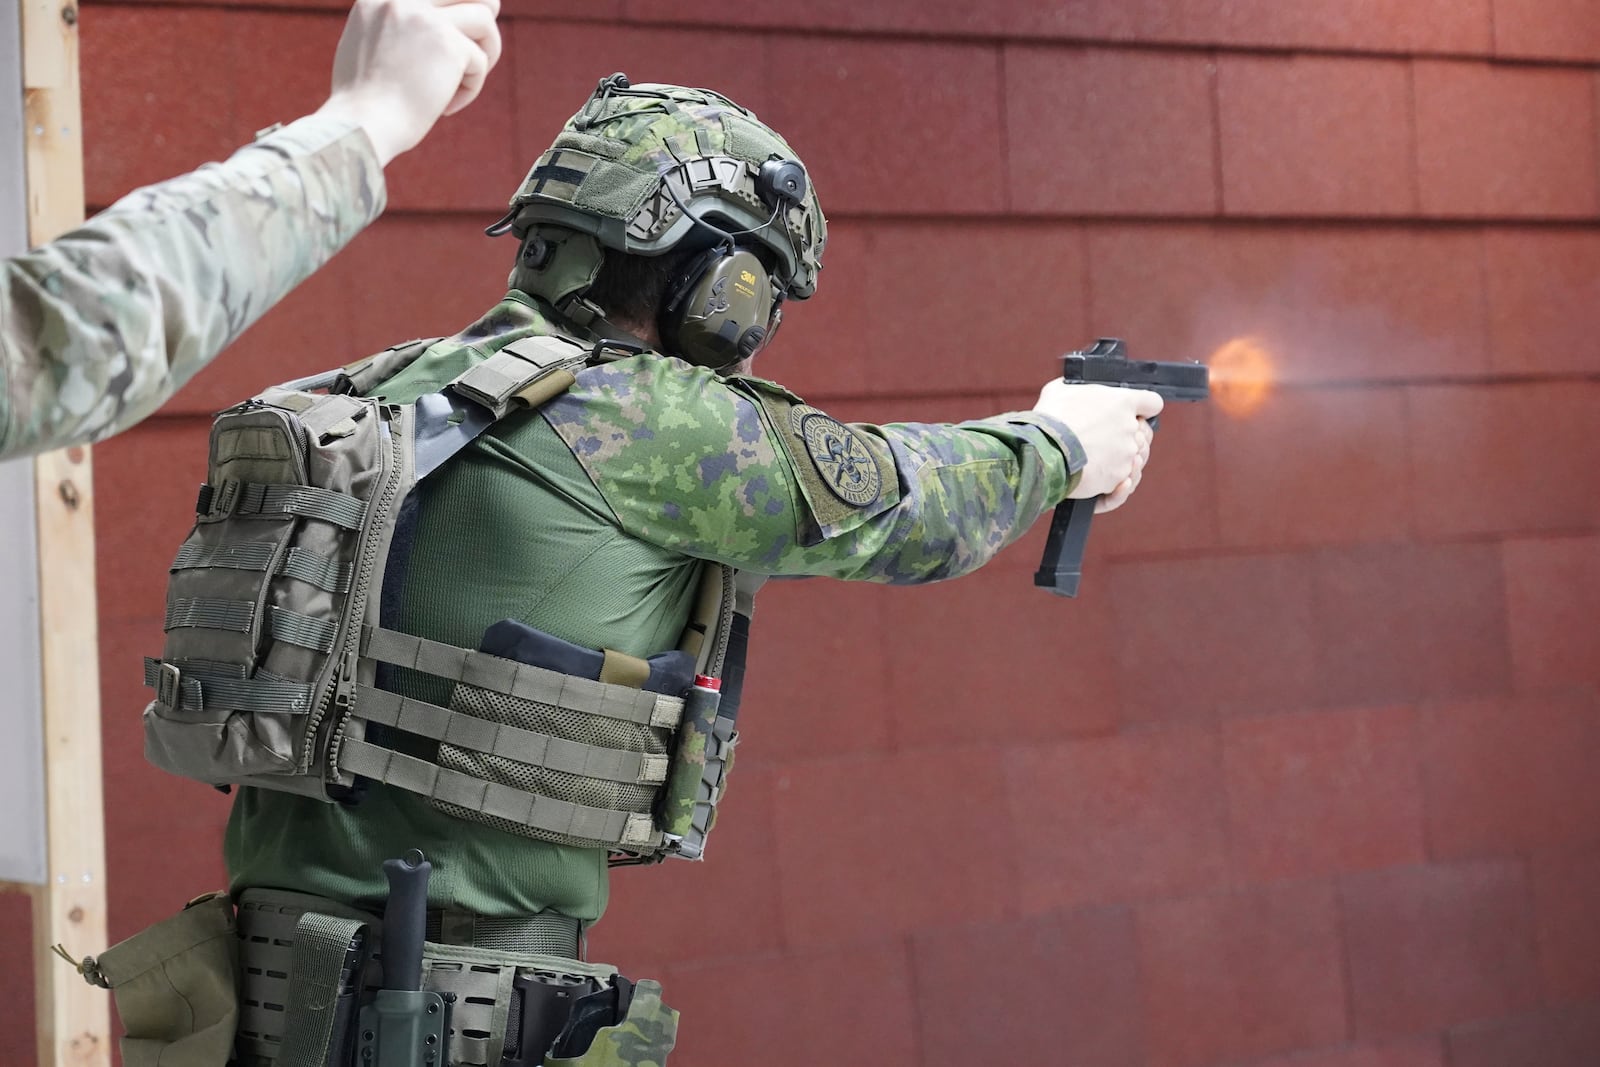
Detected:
[18,0,111,1061]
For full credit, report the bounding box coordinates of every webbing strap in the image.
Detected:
[274,912,366,1067]
[268,608,339,654]
[165,596,252,633]
[412,336,588,480]
[143,657,312,713]
[280,549,353,593]
[351,685,669,785]
[172,540,276,572]
[163,598,338,654]
[172,542,352,593]
[235,483,365,530]
[362,626,682,729]
[338,738,659,848]
[426,910,581,957]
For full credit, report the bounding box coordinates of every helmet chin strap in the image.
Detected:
[580,312,656,357]
[542,292,649,352]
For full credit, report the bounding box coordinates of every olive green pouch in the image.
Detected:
[92,893,240,1067]
[544,978,678,1066]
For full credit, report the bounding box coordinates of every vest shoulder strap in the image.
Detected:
[413,333,593,480]
[334,337,444,396]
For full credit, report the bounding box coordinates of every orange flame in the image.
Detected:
[1207,337,1276,418]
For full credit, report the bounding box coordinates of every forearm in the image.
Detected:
[0,113,385,458]
[548,365,1088,584]
[783,412,1084,583]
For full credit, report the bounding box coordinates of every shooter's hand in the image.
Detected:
[315,0,503,166]
[1034,380,1162,514]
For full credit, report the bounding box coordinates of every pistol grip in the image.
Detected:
[1033,408,1161,597]
[1033,497,1094,597]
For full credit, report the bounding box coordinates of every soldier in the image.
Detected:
[0,0,503,459]
[123,77,1158,1064]
[203,77,1161,1064]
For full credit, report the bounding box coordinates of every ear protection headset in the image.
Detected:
[658,158,810,371]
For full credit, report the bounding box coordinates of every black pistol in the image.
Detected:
[1034,338,1209,597]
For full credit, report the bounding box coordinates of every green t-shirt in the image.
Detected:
[224,291,1082,920]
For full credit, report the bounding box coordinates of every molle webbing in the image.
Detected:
[163,598,339,654]
[350,685,669,785]
[235,893,367,1065]
[338,625,676,850]
[172,542,353,593]
[198,481,366,529]
[164,596,253,634]
[362,626,682,729]
[339,738,657,848]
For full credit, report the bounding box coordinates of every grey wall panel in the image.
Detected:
[0,0,20,256]
[0,0,49,886]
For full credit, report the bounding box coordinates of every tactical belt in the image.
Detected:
[236,889,591,1067]
[236,887,581,956]
[424,909,581,957]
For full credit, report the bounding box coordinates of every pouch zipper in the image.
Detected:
[706,563,736,680]
[301,405,404,774]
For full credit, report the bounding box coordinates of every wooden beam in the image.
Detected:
[19,0,110,1061]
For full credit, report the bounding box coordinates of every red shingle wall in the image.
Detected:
[14,3,1600,1064]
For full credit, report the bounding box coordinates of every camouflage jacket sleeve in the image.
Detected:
[0,113,385,458]
[542,358,1086,583]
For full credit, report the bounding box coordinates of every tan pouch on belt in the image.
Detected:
[82,892,240,1067]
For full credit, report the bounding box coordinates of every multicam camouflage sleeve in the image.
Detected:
[0,114,386,459]
[543,357,1087,583]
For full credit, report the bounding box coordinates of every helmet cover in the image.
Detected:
[499,75,827,300]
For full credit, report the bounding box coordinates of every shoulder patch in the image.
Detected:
[730,377,899,544]
[792,406,882,508]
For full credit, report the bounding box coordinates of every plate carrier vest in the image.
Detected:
[140,335,744,862]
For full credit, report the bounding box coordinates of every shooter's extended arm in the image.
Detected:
[1033,339,1209,597]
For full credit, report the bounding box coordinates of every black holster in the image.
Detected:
[502,972,603,1066]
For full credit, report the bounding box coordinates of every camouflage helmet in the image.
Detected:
[494,75,827,305]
